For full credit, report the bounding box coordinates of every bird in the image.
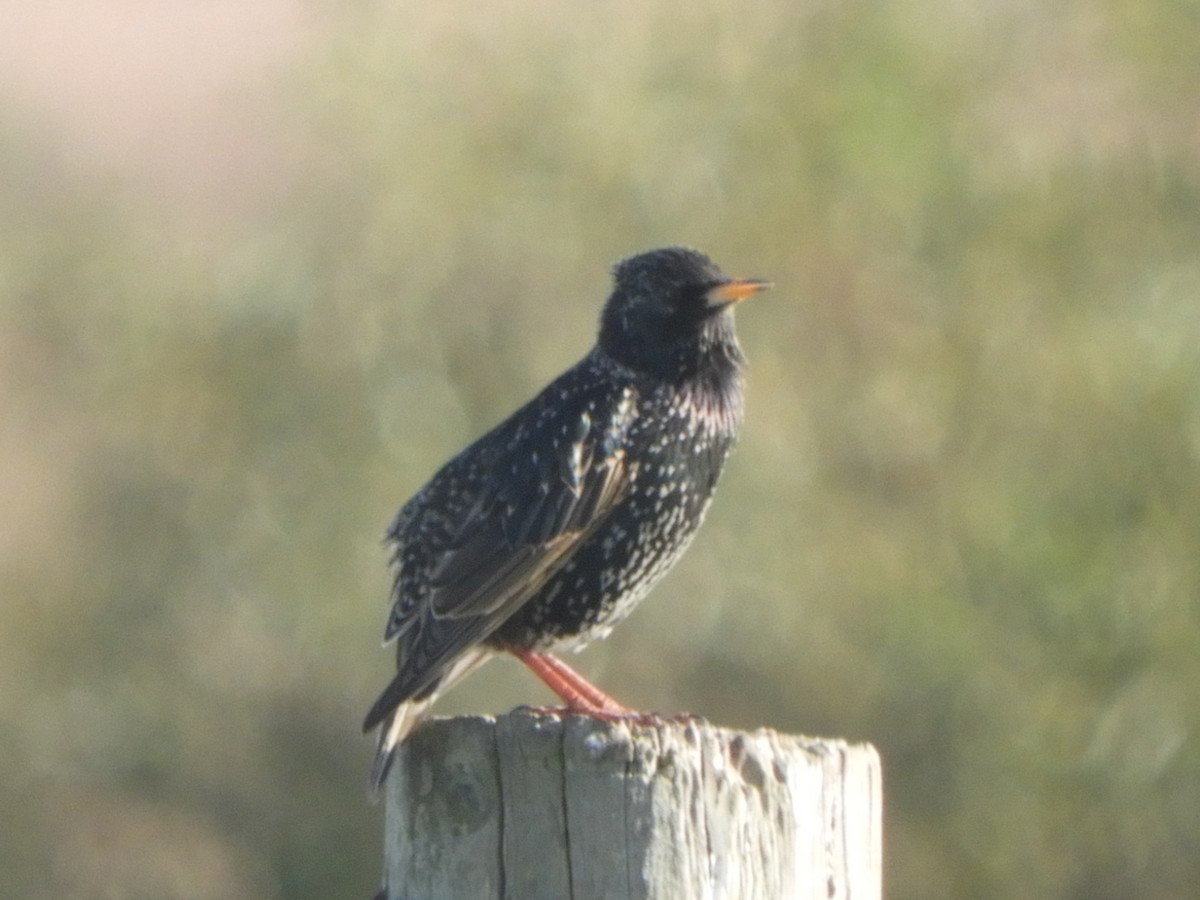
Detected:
[363,246,769,789]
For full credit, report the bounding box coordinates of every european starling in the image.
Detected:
[364,247,768,788]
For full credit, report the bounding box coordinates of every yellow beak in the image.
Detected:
[705,278,772,307]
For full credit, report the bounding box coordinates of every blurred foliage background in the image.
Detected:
[3,1,1199,897]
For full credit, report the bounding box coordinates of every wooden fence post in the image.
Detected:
[380,710,882,899]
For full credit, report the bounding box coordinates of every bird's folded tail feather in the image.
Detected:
[366,645,495,798]
[368,696,437,798]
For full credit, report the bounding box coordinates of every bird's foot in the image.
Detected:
[517,704,705,730]
[508,646,708,729]
[508,646,631,712]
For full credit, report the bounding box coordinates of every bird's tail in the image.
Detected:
[368,695,438,796]
[365,645,495,797]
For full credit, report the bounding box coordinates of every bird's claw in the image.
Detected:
[514,704,706,730]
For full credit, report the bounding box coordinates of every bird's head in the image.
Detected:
[598,247,770,382]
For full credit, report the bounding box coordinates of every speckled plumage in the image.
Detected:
[364,247,768,788]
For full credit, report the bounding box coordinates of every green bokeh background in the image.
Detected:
[3,1,1199,897]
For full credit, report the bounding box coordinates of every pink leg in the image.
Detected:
[508,647,634,717]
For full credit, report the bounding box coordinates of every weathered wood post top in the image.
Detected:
[380,710,882,899]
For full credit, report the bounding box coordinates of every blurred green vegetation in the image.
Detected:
[3,1,1199,897]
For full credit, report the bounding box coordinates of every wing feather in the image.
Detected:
[366,372,639,732]
[428,451,628,619]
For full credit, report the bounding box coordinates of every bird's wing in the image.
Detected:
[427,400,633,620]
[364,380,637,732]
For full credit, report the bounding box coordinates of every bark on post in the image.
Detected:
[380,710,882,900]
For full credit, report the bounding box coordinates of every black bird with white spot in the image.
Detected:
[364,247,769,788]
